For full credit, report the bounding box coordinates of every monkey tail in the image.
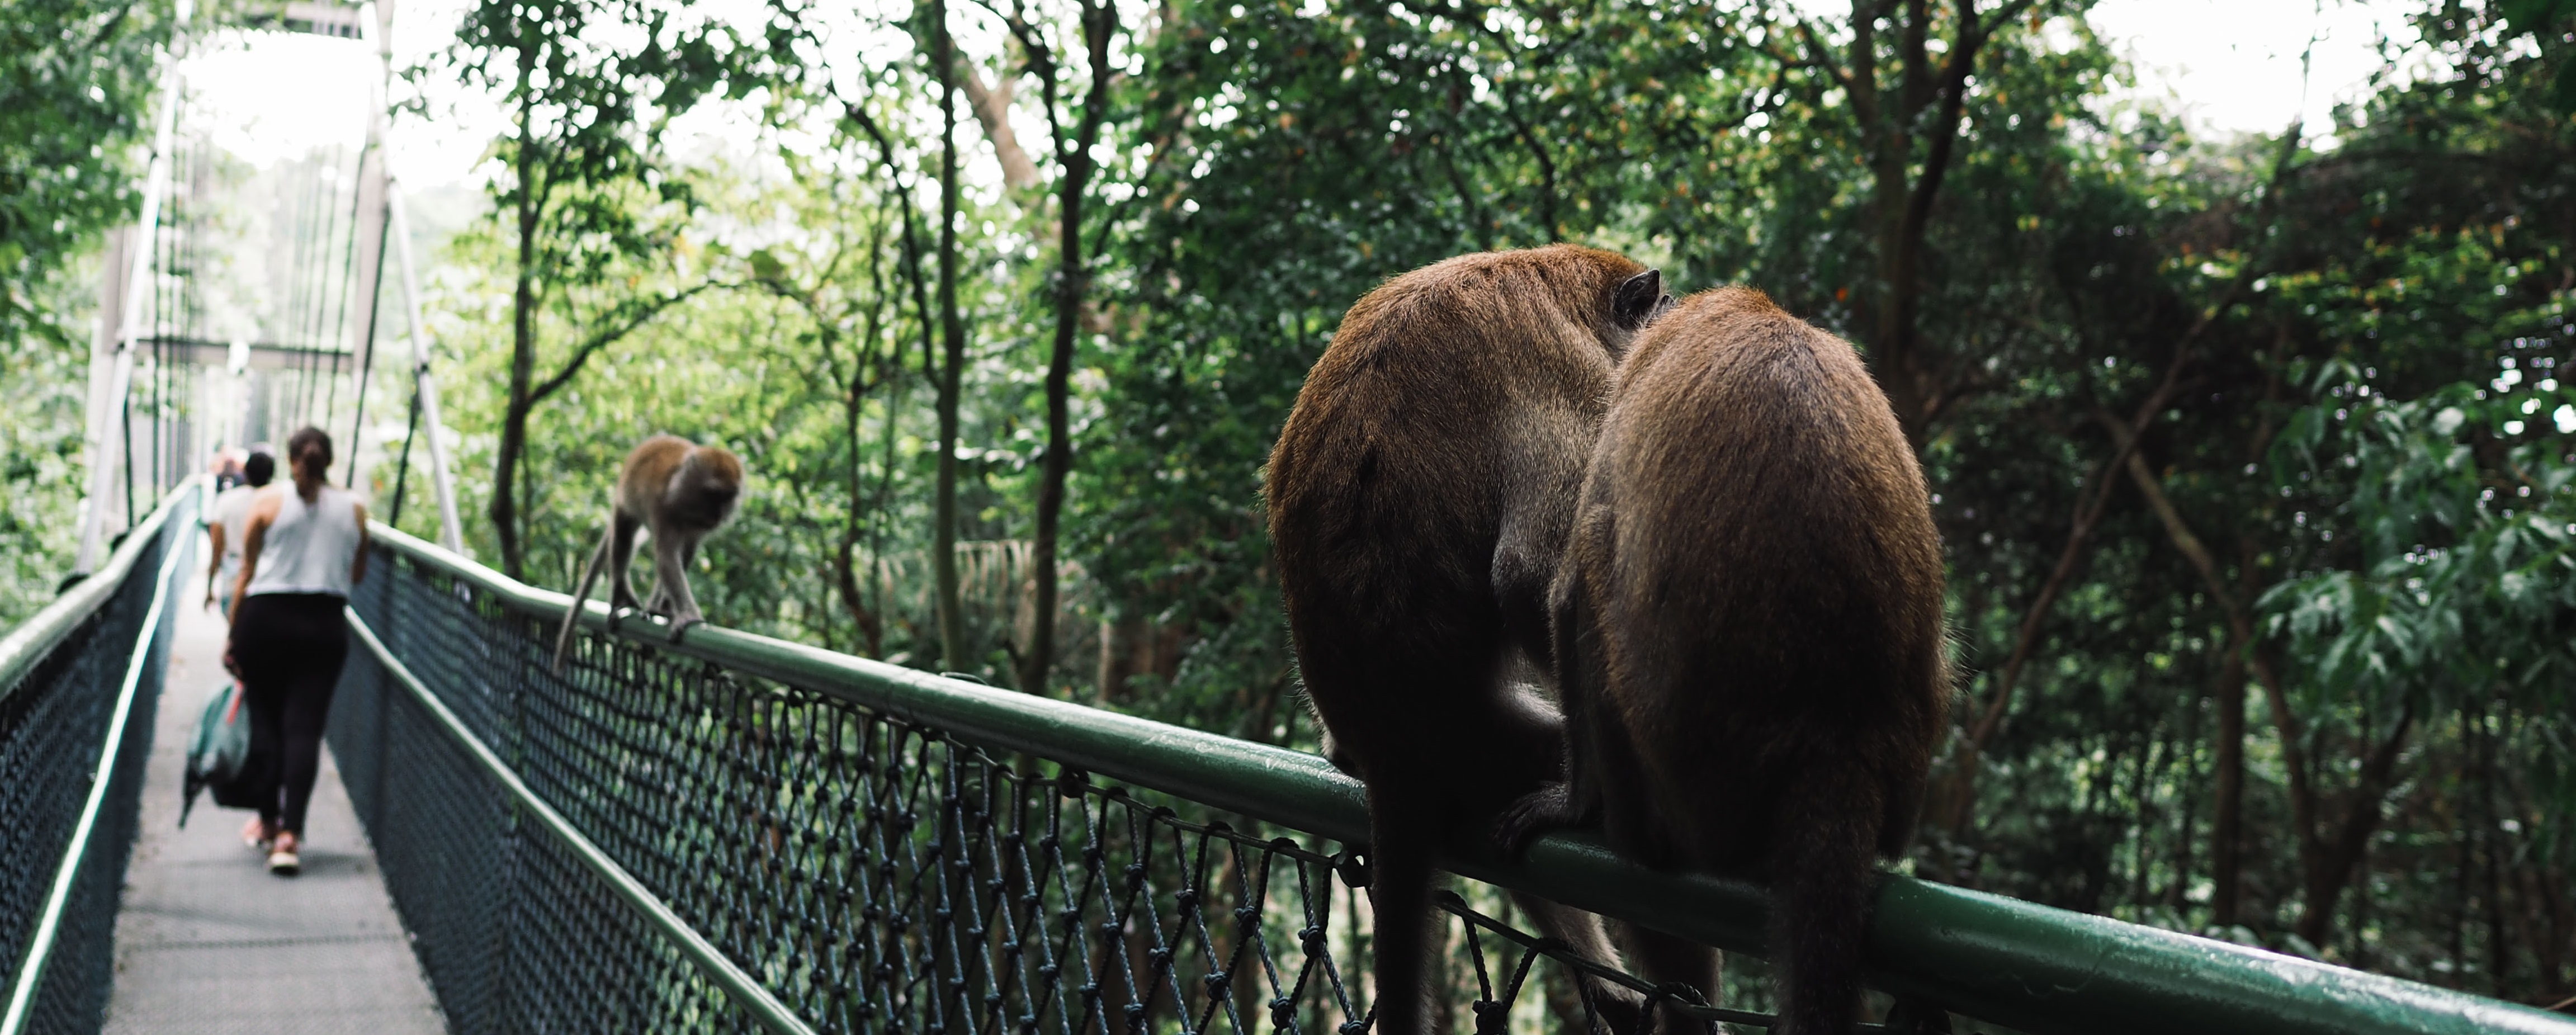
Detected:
[1767,764,1882,1035]
[551,526,614,674]
[1364,798,1437,1035]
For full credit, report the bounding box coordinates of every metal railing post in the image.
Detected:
[73,1,193,575]
[382,183,465,556]
[341,1,396,489]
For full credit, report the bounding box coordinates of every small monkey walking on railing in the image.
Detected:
[551,434,745,670]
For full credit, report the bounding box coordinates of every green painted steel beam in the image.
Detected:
[371,522,2576,1035]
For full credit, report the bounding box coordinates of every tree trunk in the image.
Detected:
[2479,705,2511,994]
[931,0,968,670]
[1822,0,2037,838]
[834,334,886,658]
[2212,535,2266,927]
[2272,661,2413,949]
[1018,3,1116,697]
[863,353,907,660]
[1825,0,1986,447]
[2504,770,2573,995]
[1019,172,1077,694]
[494,46,540,580]
[840,88,940,665]
[2210,630,2247,927]
[2167,675,2203,912]
[1095,613,1182,703]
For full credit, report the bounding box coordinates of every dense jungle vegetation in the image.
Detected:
[7,0,2576,1011]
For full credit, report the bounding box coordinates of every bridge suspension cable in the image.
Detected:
[69,0,465,573]
[73,0,192,577]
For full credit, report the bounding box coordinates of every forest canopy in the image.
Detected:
[6,0,2575,1010]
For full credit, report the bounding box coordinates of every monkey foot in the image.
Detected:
[1317,730,1361,778]
[667,616,705,642]
[1492,782,1584,859]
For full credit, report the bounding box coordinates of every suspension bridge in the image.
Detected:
[8,4,2576,1035]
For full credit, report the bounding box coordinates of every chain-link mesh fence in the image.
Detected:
[327,526,2576,1035]
[333,538,1762,1035]
[0,490,191,1035]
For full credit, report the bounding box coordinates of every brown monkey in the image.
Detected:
[1498,288,1949,1035]
[551,434,746,669]
[1266,245,1669,1035]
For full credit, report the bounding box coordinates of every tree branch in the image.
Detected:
[1960,346,2189,754]
[1900,0,1981,246]
[2290,693,2414,945]
[1790,17,1856,97]
[526,281,721,406]
[959,62,1042,190]
[2114,421,2224,592]
[1837,3,1885,128]
[837,88,940,380]
[1901,0,1931,118]
[1951,107,2310,795]
[923,7,1044,193]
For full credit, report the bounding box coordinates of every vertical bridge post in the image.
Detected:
[74,2,191,576]
[341,0,396,488]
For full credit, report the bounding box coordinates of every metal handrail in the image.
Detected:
[367,520,2576,1035]
[0,484,197,701]
[1,481,196,1032]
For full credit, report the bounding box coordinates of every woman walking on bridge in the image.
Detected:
[225,427,370,876]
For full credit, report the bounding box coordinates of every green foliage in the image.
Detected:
[2265,380,2575,706]
[0,0,177,623]
[0,319,92,627]
[0,0,174,346]
[2501,0,2576,113]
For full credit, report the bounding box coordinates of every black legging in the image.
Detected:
[232,593,349,835]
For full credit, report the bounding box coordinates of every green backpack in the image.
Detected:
[180,680,254,826]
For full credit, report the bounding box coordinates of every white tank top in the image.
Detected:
[211,484,274,589]
[245,485,361,598]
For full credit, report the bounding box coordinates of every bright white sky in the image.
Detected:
[2091,0,2426,143]
[181,0,2433,195]
[182,0,493,190]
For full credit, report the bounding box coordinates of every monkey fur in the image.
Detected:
[1266,245,1670,1035]
[1498,288,1949,1035]
[551,434,746,670]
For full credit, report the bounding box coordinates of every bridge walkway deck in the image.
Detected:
[100,566,443,1034]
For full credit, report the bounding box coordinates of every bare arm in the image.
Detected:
[350,502,370,587]
[204,522,226,609]
[228,496,279,626]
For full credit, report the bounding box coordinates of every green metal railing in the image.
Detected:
[0,484,195,1035]
[336,519,2576,1035]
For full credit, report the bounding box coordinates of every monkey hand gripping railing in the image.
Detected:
[9,489,2576,1035]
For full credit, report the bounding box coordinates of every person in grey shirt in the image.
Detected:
[203,448,276,619]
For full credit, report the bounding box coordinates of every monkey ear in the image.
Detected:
[1614,270,1664,329]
